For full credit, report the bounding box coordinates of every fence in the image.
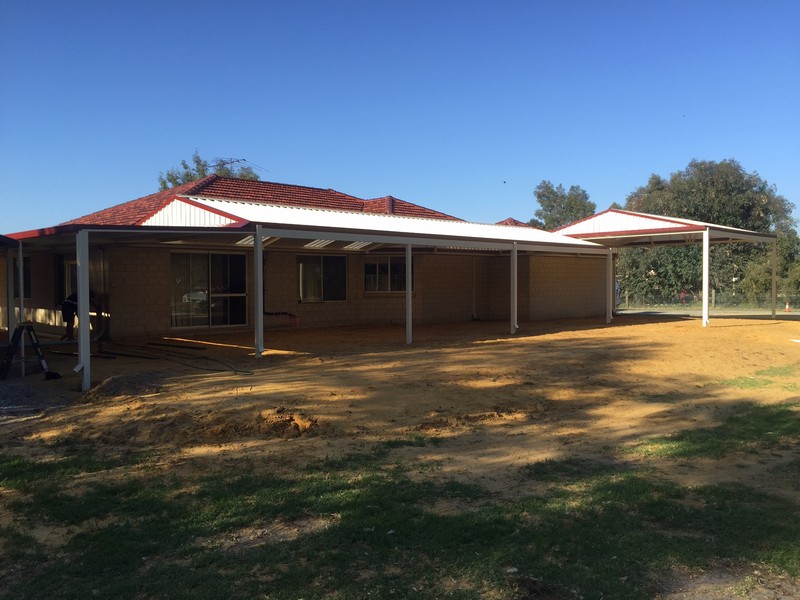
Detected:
[620,291,800,311]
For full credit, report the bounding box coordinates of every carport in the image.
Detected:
[556,209,778,326]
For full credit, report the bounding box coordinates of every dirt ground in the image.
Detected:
[2,313,800,598]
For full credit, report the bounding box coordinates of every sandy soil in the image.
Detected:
[2,313,800,597]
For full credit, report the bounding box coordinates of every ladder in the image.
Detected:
[0,323,62,380]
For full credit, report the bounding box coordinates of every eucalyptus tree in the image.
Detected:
[158,151,260,190]
[617,159,796,302]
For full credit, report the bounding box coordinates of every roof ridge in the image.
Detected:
[180,173,220,195]
[197,176,368,202]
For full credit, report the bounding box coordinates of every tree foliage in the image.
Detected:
[158,151,260,190]
[529,180,596,230]
[617,159,798,302]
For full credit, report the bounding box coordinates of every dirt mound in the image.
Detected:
[256,406,320,438]
[416,407,531,431]
[76,404,323,448]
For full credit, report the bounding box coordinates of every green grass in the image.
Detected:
[719,363,800,390]
[2,431,800,600]
[755,364,800,378]
[721,376,774,389]
[627,402,800,459]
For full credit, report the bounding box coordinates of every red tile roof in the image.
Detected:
[60,177,216,226]
[496,217,533,227]
[59,176,461,227]
[363,196,461,220]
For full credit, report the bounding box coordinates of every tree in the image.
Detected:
[158,151,260,190]
[617,159,797,301]
[529,180,596,230]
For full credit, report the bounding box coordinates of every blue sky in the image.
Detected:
[1,0,798,234]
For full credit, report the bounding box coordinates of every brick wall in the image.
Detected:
[108,247,173,337]
[264,252,499,328]
[484,254,531,321]
[529,255,606,319]
[2,245,608,338]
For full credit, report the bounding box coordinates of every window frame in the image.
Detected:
[170,251,248,329]
[297,254,347,303]
[364,255,413,293]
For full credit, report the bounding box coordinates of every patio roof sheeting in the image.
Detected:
[140,196,608,254]
[555,209,776,247]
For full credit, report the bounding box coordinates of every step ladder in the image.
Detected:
[0,323,62,380]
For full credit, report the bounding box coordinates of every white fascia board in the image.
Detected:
[184,197,606,254]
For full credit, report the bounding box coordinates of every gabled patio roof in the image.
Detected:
[554,209,776,247]
[137,195,608,254]
[556,208,779,328]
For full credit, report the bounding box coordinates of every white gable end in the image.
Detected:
[559,211,687,235]
[140,199,238,227]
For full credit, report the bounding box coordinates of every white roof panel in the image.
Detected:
[172,197,607,254]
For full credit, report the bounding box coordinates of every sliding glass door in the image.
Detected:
[171,253,246,328]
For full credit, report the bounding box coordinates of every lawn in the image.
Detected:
[2,316,800,599]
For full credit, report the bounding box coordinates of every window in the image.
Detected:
[171,253,247,327]
[298,255,346,302]
[12,257,31,299]
[364,256,412,292]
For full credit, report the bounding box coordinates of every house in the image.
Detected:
[1,176,613,389]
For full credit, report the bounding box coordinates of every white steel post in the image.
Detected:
[606,248,613,324]
[510,243,518,334]
[702,228,710,327]
[771,240,777,319]
[76,230,91,391]
[16,242,25,376]
[405,244,413,344]
[254,225,265,357]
